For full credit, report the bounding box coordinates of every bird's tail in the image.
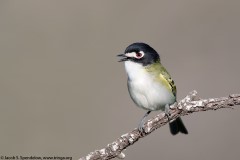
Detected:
[169,117,188,135]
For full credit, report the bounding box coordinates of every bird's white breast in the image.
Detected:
[125,61,175,111]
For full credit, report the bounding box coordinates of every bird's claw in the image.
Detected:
[165,104,171,122]
[138,119,145,133]
[138,111,151,134]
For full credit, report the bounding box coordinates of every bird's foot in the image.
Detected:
[138,111,151,134]
[138,119,145,133]
[165,104,171,122]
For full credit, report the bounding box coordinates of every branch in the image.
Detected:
[79,91,240,160]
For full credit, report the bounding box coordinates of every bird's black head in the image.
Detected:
[118,42,160,66]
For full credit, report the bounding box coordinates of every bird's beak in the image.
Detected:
[117,54,128,62]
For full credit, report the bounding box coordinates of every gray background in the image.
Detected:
[0,0,240,160]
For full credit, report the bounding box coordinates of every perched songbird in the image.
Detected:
[118,42,188,135]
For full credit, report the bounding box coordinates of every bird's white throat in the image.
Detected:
[124,61,146,81]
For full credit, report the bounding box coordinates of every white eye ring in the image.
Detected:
[125,51,145,59]
[134,51,144,59]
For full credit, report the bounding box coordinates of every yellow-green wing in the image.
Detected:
[145,62,177,97]
[159,66,177,97]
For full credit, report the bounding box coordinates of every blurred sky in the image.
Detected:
[0,1,240,160]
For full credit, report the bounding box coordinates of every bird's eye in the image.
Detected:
[135,52,143,59]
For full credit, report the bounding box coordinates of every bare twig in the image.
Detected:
[79,91,240,160]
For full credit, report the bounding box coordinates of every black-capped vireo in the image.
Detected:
[118,42,188,135]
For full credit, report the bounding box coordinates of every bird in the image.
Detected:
[118,42,188,135]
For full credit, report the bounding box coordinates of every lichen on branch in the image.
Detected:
[79,91,240,160]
